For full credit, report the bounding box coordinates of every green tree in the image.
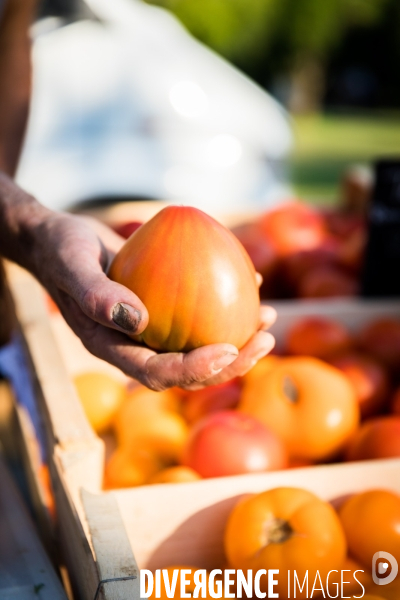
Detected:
[144,0,394,111]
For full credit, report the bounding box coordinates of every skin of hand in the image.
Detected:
[0,174,276,391]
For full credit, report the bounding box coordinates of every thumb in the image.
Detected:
[72,271,149,335]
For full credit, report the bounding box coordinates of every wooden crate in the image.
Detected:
[6,262,400,600]
[0,454,68,600]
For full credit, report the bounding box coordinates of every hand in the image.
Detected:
[12,201,275,390]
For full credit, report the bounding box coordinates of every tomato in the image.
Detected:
[346,416,400,461]
[258,202,328,257]
[298,265,359,298]
[285,317,352,360]
[338,490,400,567]
[329,352,389,419]
[73,372,126,433]
[104,447,163,489]
[232,221,278,283]
[182,410,287,478]
[224,487,347,599]
[240,357,359,461]
[358,318,400,372]
[113,221,143,239]
[147,466,201,485]
[109,206,259,352]
[113,388,188,462]
[391,387,400,415]
[181,379,241,425]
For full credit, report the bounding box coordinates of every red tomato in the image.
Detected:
[181,379,242,424]
[182,411,288,478]
[113,221,143,239]
[346,416,400,461]
[285,316,352,360]
[358,318,400,372]
[109,206,259,352]
[329,352,390,419]
[258,202,328,257]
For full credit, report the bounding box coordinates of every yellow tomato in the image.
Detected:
[74,372,126,433]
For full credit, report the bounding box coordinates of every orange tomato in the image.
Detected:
[104,447,163,489]
[74,372,126,433]
[240,355,281,386]
[149,566,209,600]
[147,466,201,485]
[240,357,359,461]
[224,487,347,600]
[109,206,259,352]
[116,386,181,423]
[346,416,400,461]
[338,490,400,567]
[114,407,188,463]
[285,317,352,360]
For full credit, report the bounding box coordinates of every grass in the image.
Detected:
[289,112,400,205]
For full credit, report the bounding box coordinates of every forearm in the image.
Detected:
[0,171,52,273]
[0,0,38,175]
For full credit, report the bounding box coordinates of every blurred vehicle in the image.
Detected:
[16,0,293,214]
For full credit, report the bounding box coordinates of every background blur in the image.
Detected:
[144,0,400,203]
[17,0,400,211]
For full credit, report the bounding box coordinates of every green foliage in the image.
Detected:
[144,0,392,65]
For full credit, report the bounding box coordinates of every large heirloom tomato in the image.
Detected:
[224,487,347,600]
[109,206,260,352]
[239,357,359,461]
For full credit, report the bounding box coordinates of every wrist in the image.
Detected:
[0,171,53,273]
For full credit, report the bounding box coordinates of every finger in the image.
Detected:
[142,344,239,390]
[259,305,277,330]
[190,330,275,389]
[256,272,263,287]
[60,272,149,336]
[58,299,239,390]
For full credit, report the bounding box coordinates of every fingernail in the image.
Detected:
[212,352,238,372]
[112,303,141,333]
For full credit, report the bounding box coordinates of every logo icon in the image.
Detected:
[372,551,398,585]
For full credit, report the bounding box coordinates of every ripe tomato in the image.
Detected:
[391,387,400,415]
[329,352,389,419]
[258,202,328,257]
[346,416,400,461]
[104,447,163,489]
[338,490,400,567]
[74,372,126,434]
[113,389,188,463]
[298,265,358,298]
[181,379,241,425]
[285,317,352,360]
[358,318,400,372]
[224,487,347,599]
[239,357,359,461]
[109,206,259,352]
[182,411,287,478]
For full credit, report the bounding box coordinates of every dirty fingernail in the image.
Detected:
[112,303,141,333]
[212,352,238,372]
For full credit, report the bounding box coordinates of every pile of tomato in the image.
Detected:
[146,485,400,600]
[71,312,400,488]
